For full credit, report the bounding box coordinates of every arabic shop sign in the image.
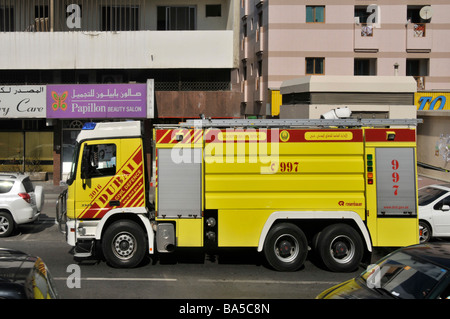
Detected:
[46,84,147,119]
[415,92,450,111]
[0,85,46,118]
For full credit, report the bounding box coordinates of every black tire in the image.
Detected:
[0,211,15,238]
[263,223,308,272]
[419,220,432,243]
[102,220,147,268]
[317,224,364,272]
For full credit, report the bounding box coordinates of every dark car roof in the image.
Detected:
[0,248,38,283]
[401,243,450,270]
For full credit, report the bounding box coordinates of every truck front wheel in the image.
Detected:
[316,224,363,272]
[102,220,147,268]
[263,223,308,271]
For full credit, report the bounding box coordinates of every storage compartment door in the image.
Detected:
[157,148,202,218]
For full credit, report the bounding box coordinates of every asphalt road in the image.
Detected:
[0,196,364,301]
[2,174,445,303]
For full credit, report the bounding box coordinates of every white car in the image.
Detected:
[418,184,450,243]
[0,173,44,237]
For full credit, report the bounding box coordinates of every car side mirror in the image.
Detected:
[442,205,450,212]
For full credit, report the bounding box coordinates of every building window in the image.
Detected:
[407,59,429,90]
[101,6,139,31]
[306,58,324,75]
[306,6,325,23]
[206,5,221,17]
[257,60,263,77]
[354,59,377,76]
[35,5,49,31]
[354,6,371,24]
[407,6,432,23]
[157,6,196,30]
[0,6,14,31]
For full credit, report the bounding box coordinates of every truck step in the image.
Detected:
[74,252,92,258]
[73,241,94,258]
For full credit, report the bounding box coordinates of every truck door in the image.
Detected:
[75,138,144,220]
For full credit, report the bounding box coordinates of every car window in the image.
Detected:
[419,188,448,206]
[361,251,447,299]
[439,281,450,299]
[21,177,34,193]
[433,195,450,211]
[0,180,14,193]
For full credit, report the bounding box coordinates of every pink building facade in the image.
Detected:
[240,0,450,118]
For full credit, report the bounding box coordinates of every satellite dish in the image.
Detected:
[419,6,433,20]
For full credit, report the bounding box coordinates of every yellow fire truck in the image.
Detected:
[57,118,421,272]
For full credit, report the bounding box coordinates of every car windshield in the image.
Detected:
[418,187,448,206]
[361,251,447,299]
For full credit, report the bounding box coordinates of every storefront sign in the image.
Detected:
[0,85,46,118]
[46,84,147,118]
[415,92,450,111]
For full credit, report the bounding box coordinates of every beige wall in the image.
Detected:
[240,1,450,117]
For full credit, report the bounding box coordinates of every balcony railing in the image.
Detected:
[0,0,147,32]
[0,0,233,32]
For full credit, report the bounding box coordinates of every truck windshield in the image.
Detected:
[66,142,79,186]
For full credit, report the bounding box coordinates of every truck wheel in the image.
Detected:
[317,224,363,272]
[263,223,308,271]
[0,211,14,238]
[102,220,146,268]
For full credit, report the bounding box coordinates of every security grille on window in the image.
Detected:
[101,6,139,31]
[0,7,14,31]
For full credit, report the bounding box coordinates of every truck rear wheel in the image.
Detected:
[263,223,308,271]
[102,220,146,268]
[316,224,363,272]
